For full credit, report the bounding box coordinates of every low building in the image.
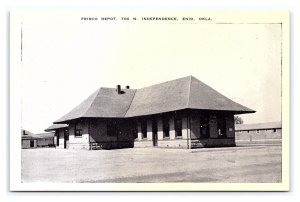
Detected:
[45,124,69,149]
[235,122,282,141]
[53,76,255,150]
[35,132,56,147]
[21,129,37,149]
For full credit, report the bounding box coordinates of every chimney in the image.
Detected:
[116,85,121,94]
[126,85,130,89]
[23,130,26,135]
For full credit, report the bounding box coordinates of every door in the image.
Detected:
[152,119,158,146]
[56,135,59,146]
[30,140,34,148]
[64,129,69,149]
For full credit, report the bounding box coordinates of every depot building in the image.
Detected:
[50,76,255,150]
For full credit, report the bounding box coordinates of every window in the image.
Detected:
[163,117,170,138]
[200,116,210,138]
[75,129,82,137]
[256,130,260,134]
[174,115,182,138]
[141,120,147,139]
[247,130,250,133]
[273,129,277,133]
[74,123,82,137]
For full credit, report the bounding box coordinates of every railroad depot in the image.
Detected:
[48,76,255,150]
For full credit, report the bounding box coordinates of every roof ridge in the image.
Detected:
[186,75,192,108]
[124,89,138,117]
[101,87,137,90]
[137,75,192,91]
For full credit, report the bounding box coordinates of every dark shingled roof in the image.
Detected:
[235,122,282,131]
[126,76,255,117]
[54,76,255,123]
[45,124,68,132]
[54,88,136,123]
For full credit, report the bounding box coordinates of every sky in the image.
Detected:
[17,12,282,133]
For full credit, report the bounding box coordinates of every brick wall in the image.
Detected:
[157,139,189,149]
[89,119,134,150]
[191,138,236,148]
[135,112,236,149]
[135,115,190,149]
[134,140,153,148]
[189,113,235,148]
[68,121,89,149]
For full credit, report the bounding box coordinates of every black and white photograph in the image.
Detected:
[9,10,289,191]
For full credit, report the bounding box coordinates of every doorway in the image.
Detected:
[56,134,59,146]
[30,140,34,148]
[152,119,158,146]
[64,129,69,149]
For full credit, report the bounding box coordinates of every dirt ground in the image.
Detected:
[21,141,282,183]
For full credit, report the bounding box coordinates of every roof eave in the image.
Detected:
[44,127,67,132]
[53,120,71,124]
[232,110,256,115]
[44,129,53,132]
[186,108,256,114]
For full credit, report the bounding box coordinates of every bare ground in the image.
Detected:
[21,141,282,183]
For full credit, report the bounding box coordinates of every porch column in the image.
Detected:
[182,116,191,149]
[157,118,164,140]
[137,121,143,140]
[147,119,152,140]
[169,116,175,139]
[182,116,189,139]
[59,129,65,149]
[54,133,58,146]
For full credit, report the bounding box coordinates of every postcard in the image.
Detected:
[10,10,289,191]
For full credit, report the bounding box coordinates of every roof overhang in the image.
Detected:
[44,124,69,132]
